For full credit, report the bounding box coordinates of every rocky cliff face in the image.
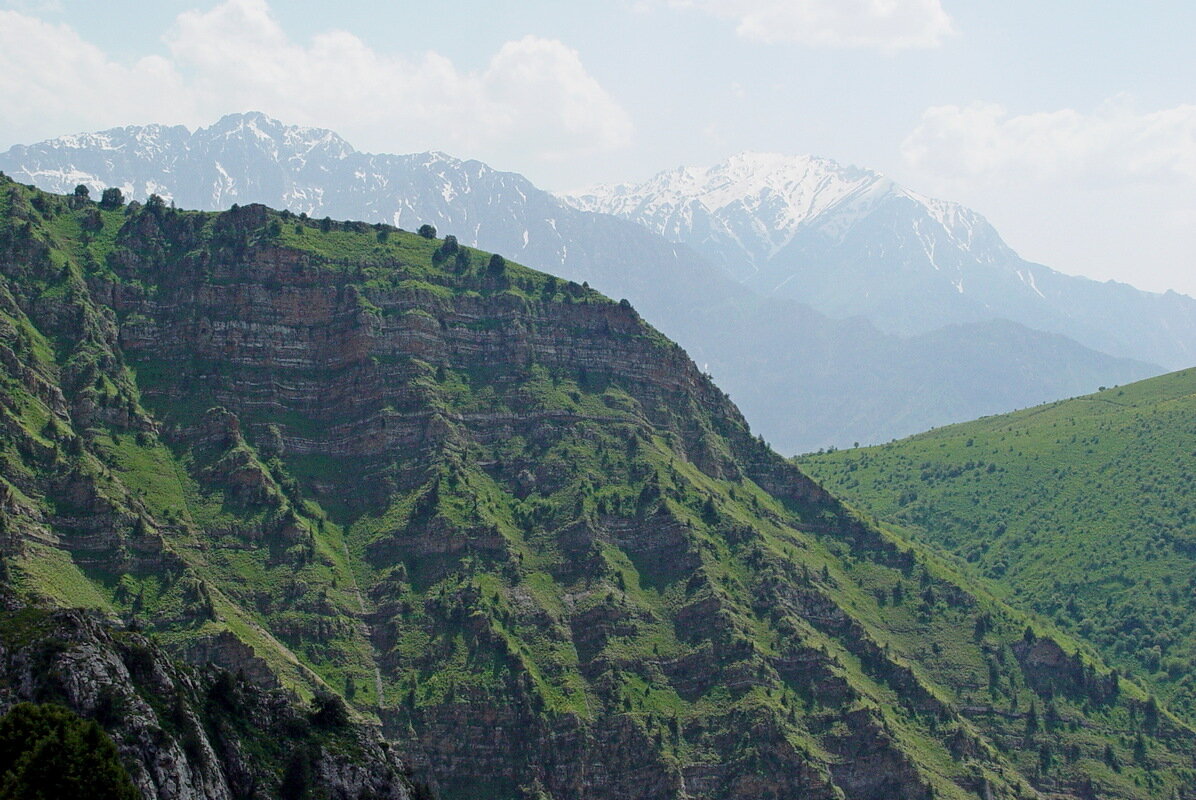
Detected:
[0,597,416,800]
[1,177,1194,799]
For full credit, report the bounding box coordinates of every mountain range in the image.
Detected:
[0,112,1170,453]
[3,173,1193,799]
[566,152,1196,369]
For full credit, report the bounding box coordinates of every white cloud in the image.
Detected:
[898,100,1196,296]
[0,11,193,141]
[0,0,631,160]
[670,0,954,51]
[901,100,1196,188]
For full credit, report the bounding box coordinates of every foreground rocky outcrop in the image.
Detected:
[0,596,418,800]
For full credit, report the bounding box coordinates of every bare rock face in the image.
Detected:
[106,236,809,513]
[182,630,281,690]
[0,599,415,800]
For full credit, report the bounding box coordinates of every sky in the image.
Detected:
[2,0,1195,295]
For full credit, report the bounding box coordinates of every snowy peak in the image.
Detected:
[671,151,883,225]
[32,123,190,159]
[559,150,1138,350]
[565,152,973,276]
[561,151,1001,282]
[567,152,876,242]
[558,148,1194,369]
[571,152,879,217]
[201,112,356,163]
[2,113,357,195]
[568,151,981,240]
[0,113,578,267]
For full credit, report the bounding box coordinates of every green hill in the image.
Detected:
[3,176,1196,798]
[800,368,1196,722]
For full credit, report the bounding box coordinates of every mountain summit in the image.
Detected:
[565,152,1196,369]
[566,152,910,280]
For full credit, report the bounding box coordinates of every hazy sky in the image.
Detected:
[2,0,1195,295]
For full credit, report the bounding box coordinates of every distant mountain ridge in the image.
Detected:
[565,152,1196,369]
[0,112,1161,453]
[0,113,716,317]
[566,152,897,281]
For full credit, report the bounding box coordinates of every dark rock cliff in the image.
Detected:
[0,597,417,800]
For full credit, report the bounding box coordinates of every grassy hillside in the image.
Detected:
[800,369,1196,721]
[3,176,1196,798]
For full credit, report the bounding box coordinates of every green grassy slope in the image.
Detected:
[800,369,1196,721]
[3,177,1196,798]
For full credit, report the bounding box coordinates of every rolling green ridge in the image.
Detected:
[800,369,1196,724]
[2,176,1196,798]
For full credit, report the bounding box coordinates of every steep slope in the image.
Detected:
[1,178,1195,799]
[0,598,418,800]
[800,368,1196,723]
[566,152,1196,370]
[0,114,1161,454]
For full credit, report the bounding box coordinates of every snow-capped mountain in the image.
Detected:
[565,153,1196,369]
[0,114,1161,452]
[0,112,713,304]
[566,153,896,280]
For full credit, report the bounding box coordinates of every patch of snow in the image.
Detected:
[143,181,174,204]
[212,162,236,205]
[14,166,101,194]
[1018,269,1046,299]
